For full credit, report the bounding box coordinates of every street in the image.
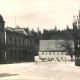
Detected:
[0,61,80,80]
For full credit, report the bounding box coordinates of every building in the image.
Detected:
[0,15,5,63]
[0,15,35,64]
[39,40,74,61]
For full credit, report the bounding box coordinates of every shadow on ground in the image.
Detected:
[0,73,18,78]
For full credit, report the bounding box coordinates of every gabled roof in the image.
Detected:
[39,40,66,52]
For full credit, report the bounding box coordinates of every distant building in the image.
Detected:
[39,40,74,61]
[0,15,35,63]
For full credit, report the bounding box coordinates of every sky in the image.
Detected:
[0,0,80,31]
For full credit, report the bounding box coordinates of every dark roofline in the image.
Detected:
[4,28,34,37]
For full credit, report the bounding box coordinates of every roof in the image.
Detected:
[13,28,32,36]
[39,40,67,52]
[0,15,3,21]
[0,15,5,22]
[5,27,33,36]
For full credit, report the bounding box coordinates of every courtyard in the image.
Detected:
[0,61,80,80]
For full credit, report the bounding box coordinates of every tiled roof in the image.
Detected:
[39,40,66,52]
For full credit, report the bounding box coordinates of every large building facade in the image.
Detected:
[0,15,35,63]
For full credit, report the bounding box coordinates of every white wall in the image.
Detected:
[39,52,67,61]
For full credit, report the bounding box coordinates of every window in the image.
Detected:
[19,38,21,46]
[51,58,54,61]
[24,39,26,46]
[14,37,17,46]
[22,39,24,46]
[8,37,12,45]
[32,40,34,45]
[30,39,32,46]
[49,52,51,54]
[17,38,19,46]
[28,39,30,46]
[26,39,27,46]
[42,52,44,54]
[61,57,62,60]
[61,52,63,55]
[27,39,30,46]
[21,38,23,46]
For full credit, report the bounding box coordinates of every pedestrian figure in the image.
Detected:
[36,61,37,65]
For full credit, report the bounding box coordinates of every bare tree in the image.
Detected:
[60,40,74,61]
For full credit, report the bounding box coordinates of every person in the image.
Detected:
[36,61,37,65]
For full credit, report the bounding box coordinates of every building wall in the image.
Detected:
[39,52,67,61]
[0,16,5,63]
[0,15,35,64]
[4,30,35,63]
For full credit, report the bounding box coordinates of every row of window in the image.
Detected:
[7,49,27,54]
[7,36,34,46]
[39,52,66,55]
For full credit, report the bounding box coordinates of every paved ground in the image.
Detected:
[0,61,80,80]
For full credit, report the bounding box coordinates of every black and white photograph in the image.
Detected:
[0,0,80,80]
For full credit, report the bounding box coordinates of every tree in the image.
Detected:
[31,29,39,44]
[54,25,57,31]
[60,40,74,61]
[66,25,69,30]
[26,27,29,31]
